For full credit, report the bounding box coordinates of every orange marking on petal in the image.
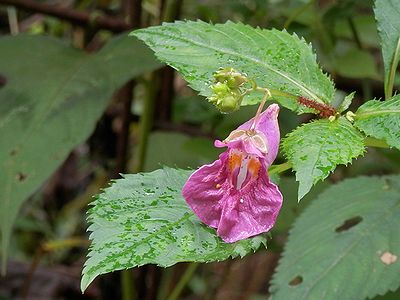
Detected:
[247,157,261,178]
[228,151,243,172]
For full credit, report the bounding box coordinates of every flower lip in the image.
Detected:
[227,148,262,191]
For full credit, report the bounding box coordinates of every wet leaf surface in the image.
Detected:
[355,95,400,150]
[271,175,400,300]
[282,117,365,200]
[81,167,267,292]
[133,21,336,114]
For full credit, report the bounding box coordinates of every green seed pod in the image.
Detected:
[211,82,230,95]
[214,68,247,89]
[216,94,242,113]
[209,89,242,113]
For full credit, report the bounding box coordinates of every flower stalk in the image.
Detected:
[250,88,272,130]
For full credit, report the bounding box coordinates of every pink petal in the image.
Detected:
[237,104,279,132]
[182,152,229,228]
[215,104,280,165]
[251,104,280,165]
[216,167,283,243]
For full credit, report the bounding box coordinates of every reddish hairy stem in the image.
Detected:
[297,96,336,117]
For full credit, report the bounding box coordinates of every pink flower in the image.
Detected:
[182,104,283,243]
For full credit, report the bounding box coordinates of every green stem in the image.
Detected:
[361,79,373,100]
[132,75,158,173]
[347,17,362,49]
[385,37,400,100]
[243,85,300,110]
[161,0,182,22]
[313,6,333,52]
[250,89,271,130]
[166,263,198,300]
[157,268,173,300]
[7,6,19,35]
[284,0,314,29]
[121,270,136,300]
[364,137,390,148]
[269,162,293,175]
[123,78,157,300]
[255,87,298,101]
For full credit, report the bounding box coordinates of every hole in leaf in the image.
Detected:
[16,172,27,182]
[289,275,303,286]
[335,216,363,233]
[380,251,397,265]
[0,74,7,87]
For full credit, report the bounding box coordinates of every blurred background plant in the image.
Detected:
[0,0,399,299]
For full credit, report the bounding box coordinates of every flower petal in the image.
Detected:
[215,104,280,165]
[251,104,280,165]
[182,152,229,228]
[237,103,279,131]
[216,167,283,243]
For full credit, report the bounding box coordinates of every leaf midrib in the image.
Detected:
[138,29,328,104]
[356,109,400,119]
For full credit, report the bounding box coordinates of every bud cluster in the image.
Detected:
[208,68,248,113]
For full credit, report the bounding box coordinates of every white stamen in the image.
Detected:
[236,156,250,190]
[240,198,244,203]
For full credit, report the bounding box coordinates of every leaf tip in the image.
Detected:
[80,274,90,294]
[297,182,311,202]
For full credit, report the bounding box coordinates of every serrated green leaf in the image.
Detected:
[354,95,400,150]
[338,91,355,113]
[282,117,365,200]
[270,175,400,300]
[374,0,400,99]
[0,34,162,267]
[81,167,267,292]
[132,21,336,113]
